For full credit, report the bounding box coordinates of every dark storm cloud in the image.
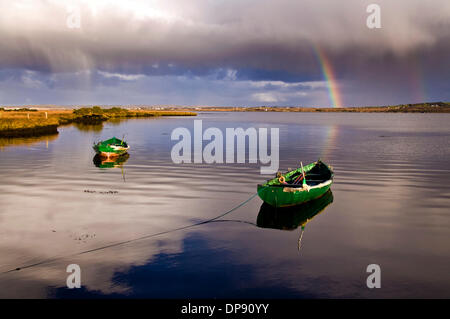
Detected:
[0,0,449,106]
[1,0,449,75]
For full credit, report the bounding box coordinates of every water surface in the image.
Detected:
[0,112,449,298]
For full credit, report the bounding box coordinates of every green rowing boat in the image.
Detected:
[93,137,129,158]
[257,160,334,207]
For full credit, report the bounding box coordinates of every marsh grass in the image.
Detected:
[0,117,59,130]
[73,107,197,118]
[0,107,196,137]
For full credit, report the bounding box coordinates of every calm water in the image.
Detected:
[0,112,449,298]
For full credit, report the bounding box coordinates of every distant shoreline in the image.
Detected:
[173,102,450,113]
[193,103,450,113]
[1,102,450,138]
[2,102,449,113]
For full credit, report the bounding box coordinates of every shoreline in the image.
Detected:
[3,102,450,113]
[0,124,59,138]
[0,108,197,138]
[179,102,450,113]
[1,102,449,138]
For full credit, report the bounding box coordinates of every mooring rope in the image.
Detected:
[1,192,259,275]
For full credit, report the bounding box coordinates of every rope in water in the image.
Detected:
[0,192,259,275]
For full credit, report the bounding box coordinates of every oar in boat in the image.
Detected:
[293,172,304,184]
[301,162,307,186]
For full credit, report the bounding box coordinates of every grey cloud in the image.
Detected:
[1,0,449,75]
[0,0,449,106]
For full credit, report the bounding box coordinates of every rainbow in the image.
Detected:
[320,124,339,161]
[409,57,427,104]
[311,45,342,159]
[313,45,343,108]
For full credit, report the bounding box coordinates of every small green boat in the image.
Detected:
[93,137,129,158]
[257,160,333,207]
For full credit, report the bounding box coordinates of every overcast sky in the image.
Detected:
[0,0,449,107]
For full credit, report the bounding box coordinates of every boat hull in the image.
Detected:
[257,160,333,207]
[93,137,129,157]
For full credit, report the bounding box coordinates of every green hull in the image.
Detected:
[257,160,333,207]
[93,137,129,156]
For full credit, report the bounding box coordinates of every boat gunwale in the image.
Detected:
[259,160,334,188]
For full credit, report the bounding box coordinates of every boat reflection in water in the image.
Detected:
[257,190,334,251]
[93,153,129,181]
[93,153,130,168]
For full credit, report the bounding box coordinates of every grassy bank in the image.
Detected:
[0,114,60,138]
[0,107,197,137]
[72,107,196,123]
